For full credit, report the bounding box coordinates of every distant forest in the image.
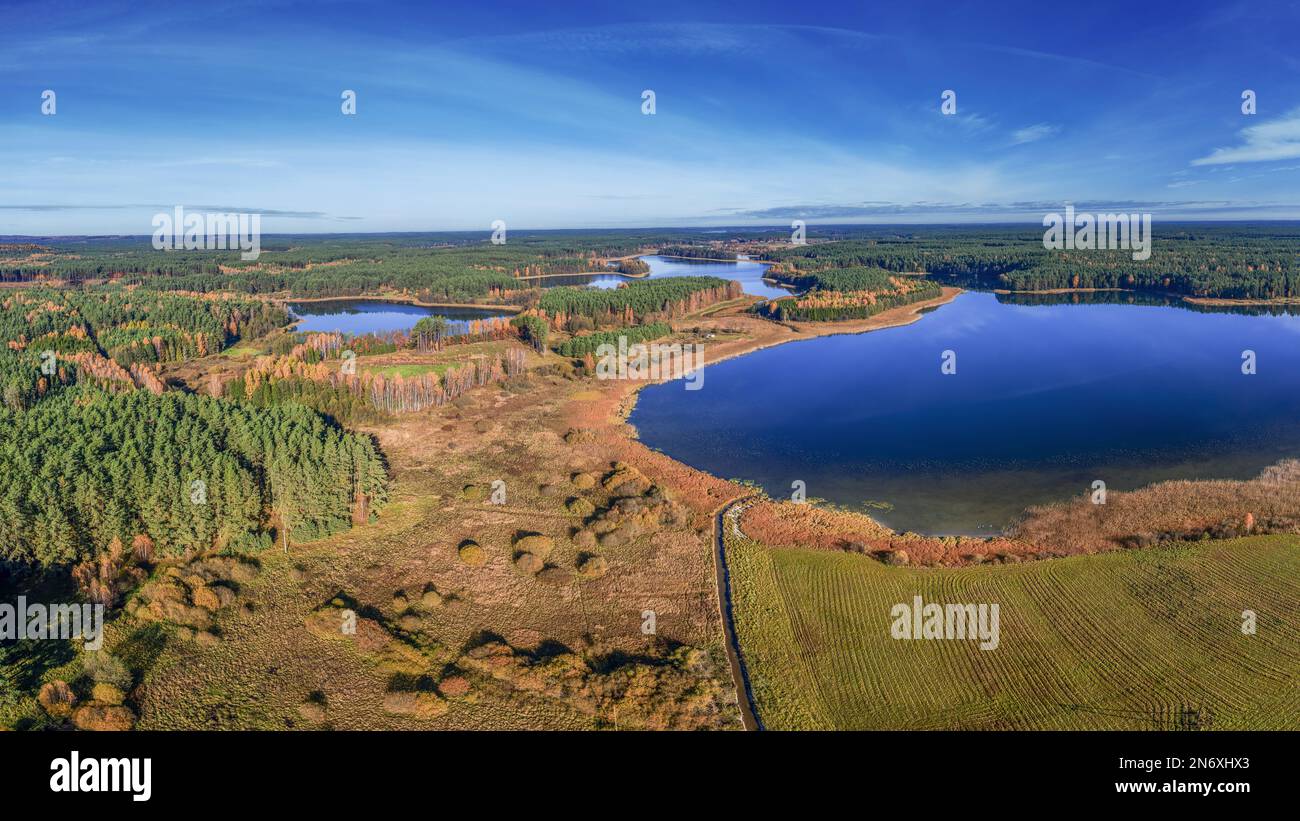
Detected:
[5,224,1295,302]
[760,225,1300,300]
[0,232,709,302]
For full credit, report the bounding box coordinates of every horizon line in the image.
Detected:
[7,217,1300,241]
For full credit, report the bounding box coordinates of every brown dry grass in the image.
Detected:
[737,501,1035,567]
[1009,460,1300,556]
[736,462,1300,568]
[129,339,743,729]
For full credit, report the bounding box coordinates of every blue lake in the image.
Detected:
[555,254,792,298]
[629,291,1300,535]
[288,300,511,336]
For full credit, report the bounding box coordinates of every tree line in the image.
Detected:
[762,266,943,322]
[538,277,742,327]
[657,245,737,260]
[553,322,672,357]
[761,226,1300,300]
[0,286,288,410]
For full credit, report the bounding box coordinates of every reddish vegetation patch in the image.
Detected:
[561,380,745,523]
[1010,460,1300,556]
[739,501,1033,567]
[739,461,1300,568]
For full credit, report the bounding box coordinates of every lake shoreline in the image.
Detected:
[514,270,649,282]
[993,285,1300,307]
[558,285,1052,573]
[614,285,965,424]
[279,293,524,312]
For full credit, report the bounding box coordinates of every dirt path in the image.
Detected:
[713,496,763,731]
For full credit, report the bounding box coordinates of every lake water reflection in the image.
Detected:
[288,300,511,336]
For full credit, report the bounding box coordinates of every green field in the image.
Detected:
[363,362,447,378]
[727,534,1300,730]
[220,344,263,358]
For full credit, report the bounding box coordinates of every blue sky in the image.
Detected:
[3,0,1300,234]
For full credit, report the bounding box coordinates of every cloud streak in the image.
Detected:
[723,199,1300,220]
[0,204,343,219]
[1010,123,1060,145]
[1192,108,1300,165]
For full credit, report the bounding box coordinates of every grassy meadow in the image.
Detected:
[726,533,1300,730]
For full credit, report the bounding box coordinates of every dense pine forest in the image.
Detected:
[0,389,388,568]
[0,284,388,582]
[761,267,944,321]
[538,276,743,326]
[656,245,737,260]
[553,322,672,357]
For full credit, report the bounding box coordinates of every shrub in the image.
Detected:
[513,534,555,561]
[576,555,609,579]
[566,497,596,517]
[190,584,221,611]
[71,704,136,731]
[382,691,448,719]
[563,428,595,445]
[91,683,126,705]
[514,552,544,575]
[438,675,472,699]
[228,560,259,583]
[603,463,650,495]
[37,680,76,718]
[457,541,486,566]
[83,651,132,690]
[510,314,549,352]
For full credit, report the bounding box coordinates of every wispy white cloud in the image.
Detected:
[448,22,889,56]
[1010,123,1060,145]
[722,199,1300,221]
[923,107,994,135]
[1192,108,1300,165]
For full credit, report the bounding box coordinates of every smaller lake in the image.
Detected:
[288,300,511,336]
[553,255,793,298]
